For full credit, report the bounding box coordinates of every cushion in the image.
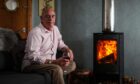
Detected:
[0,51,14,71]
[0,28,18,51]
[0,28,18,71]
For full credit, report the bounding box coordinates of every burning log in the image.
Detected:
[99,53,115,64]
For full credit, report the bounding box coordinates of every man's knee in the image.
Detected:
[53,65,63,74]
[67,61,76,71]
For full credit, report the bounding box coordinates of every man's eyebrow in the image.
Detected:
[46,14,56,16]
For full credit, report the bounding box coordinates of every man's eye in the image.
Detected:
[52,15,55,17]
[46,16,50,18]
[46,15,55,18]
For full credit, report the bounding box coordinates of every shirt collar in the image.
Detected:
[39,23,53,33]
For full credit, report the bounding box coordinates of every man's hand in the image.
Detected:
[45,57,70,67]
[55,57,70,67]
[61,47,74,61]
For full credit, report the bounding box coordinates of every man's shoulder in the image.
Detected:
[30,26,41,33]
[54,25,58,28]
[53,25,60,31]
[28,27,42,37]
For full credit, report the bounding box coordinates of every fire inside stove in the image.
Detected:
[97,40,117,64]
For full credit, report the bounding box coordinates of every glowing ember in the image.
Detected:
[97,40,117,64]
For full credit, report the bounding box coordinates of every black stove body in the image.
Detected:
[93,32,124,84]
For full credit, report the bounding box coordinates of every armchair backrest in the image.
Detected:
[0,28,25,71]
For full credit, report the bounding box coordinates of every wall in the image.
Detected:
[61,0,102,69]
[61,0,140,80]
[32,0,40,28]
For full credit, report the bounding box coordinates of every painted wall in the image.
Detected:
[61,0,140,80]
[32,0,40,28]
[61,0,102,69]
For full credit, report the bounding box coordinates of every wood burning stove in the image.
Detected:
[93,32,124,84]
[93,0,124,83]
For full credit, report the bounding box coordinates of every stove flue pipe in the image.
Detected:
[103,0,115,32]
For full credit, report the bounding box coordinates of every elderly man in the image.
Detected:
[22,7,76,84]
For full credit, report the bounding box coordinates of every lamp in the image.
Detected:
[5,0,18,11]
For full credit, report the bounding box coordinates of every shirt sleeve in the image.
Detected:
[25,30,46,64]
[56,27,68,49]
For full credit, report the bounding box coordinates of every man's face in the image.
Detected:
[41,8,56,31]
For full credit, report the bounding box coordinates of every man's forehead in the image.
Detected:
[42,7,55,15]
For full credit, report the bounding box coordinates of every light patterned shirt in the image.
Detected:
[22,23,67,69]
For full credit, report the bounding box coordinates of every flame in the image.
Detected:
[97,40,117,64]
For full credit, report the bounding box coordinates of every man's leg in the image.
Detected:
[23,64,65,84]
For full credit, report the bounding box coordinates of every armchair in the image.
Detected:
[0,28,51,84]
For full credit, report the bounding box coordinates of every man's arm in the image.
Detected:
[25,31,46,64]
